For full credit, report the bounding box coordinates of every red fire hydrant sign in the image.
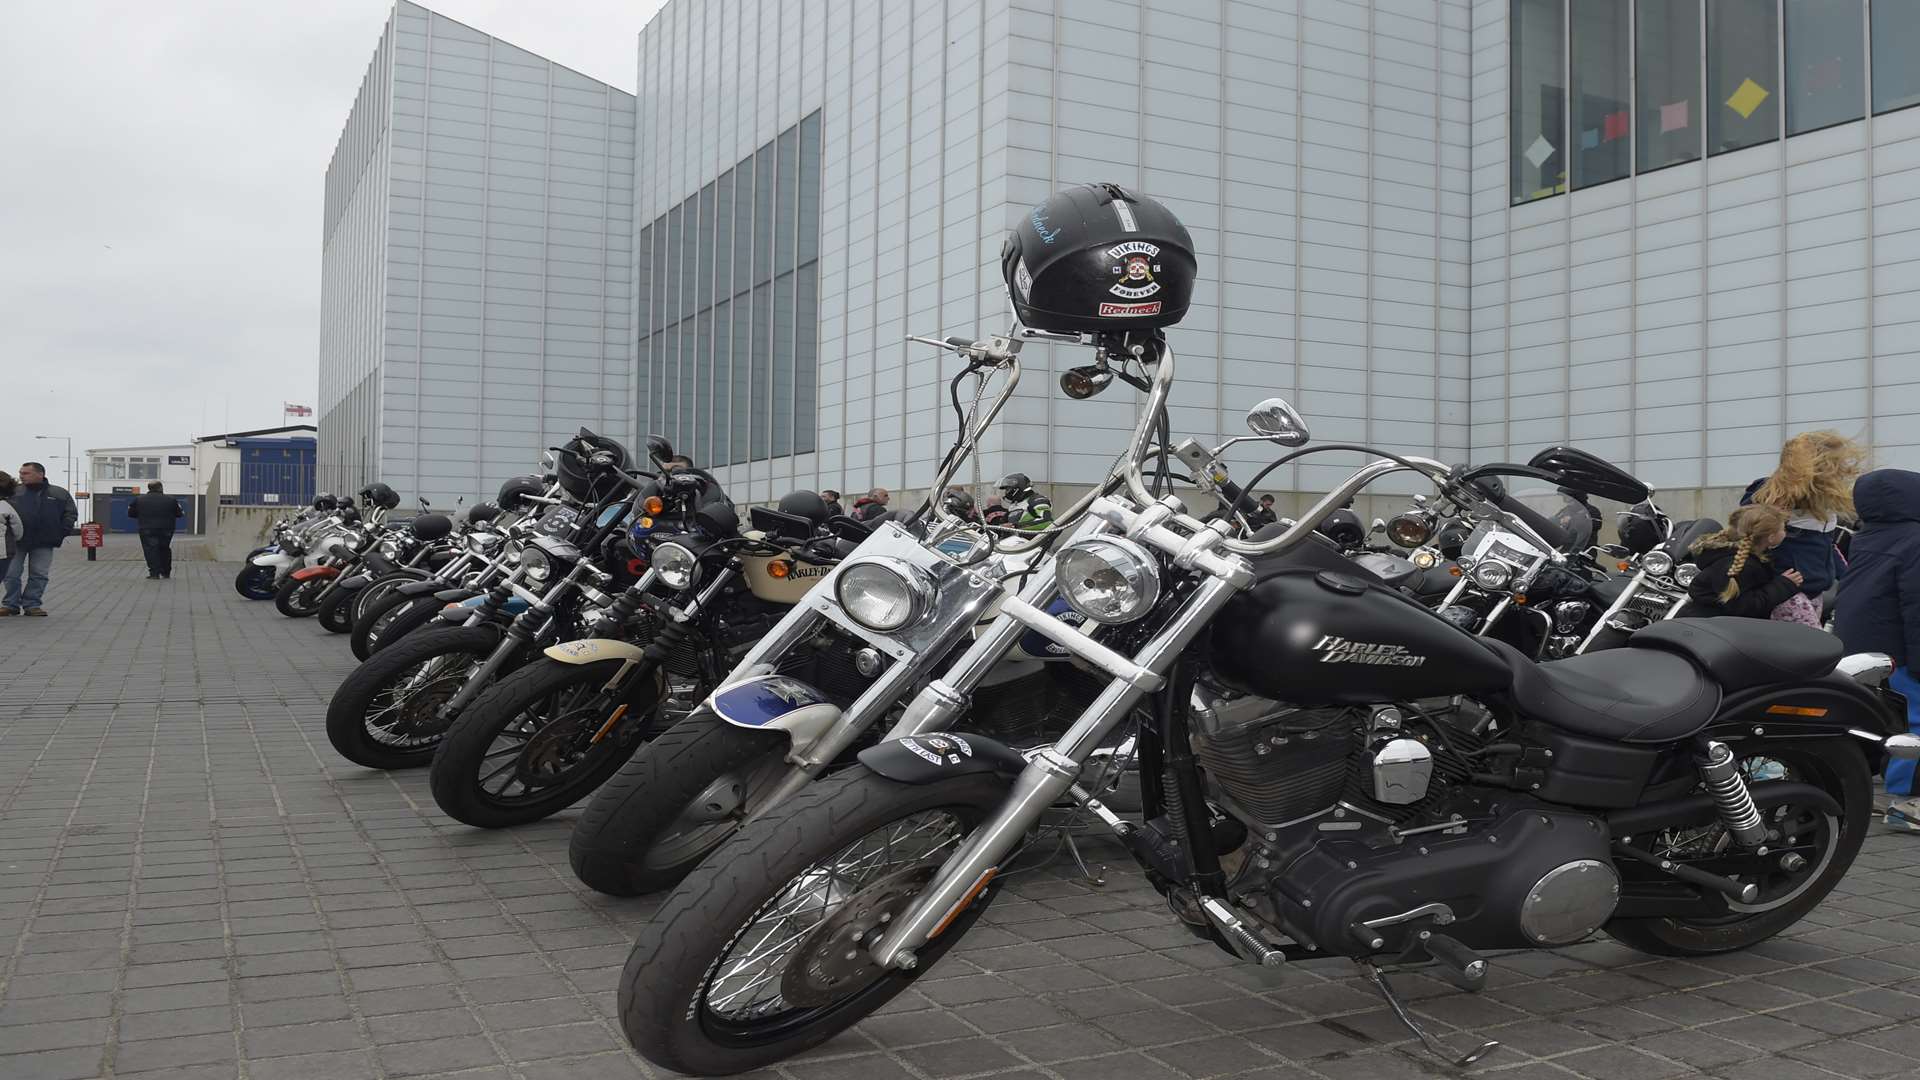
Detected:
[80,523,105,548]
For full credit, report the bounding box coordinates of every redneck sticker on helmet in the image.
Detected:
[1112,198,1137,232]
[1099,301,1162,317]
[1013,260,1032,301]
[1107,241,1162,300]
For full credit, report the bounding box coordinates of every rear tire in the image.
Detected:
[274,574,328,618]
[1605,738,1870,957]
[429,658,665,829]
[569,712,790,895]
[618,768,1006,1076]
[325,626,499,769]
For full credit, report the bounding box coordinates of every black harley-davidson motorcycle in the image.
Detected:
[612,184,1917,1076]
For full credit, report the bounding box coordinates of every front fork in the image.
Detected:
[868,572,1243,970]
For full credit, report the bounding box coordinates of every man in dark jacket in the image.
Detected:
[2,462,78,616]
[1833,469,1920,832]
[1246,494,1279,530]
[131,481,185,580]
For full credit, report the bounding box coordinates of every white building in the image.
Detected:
[83,443,198,530]
[324,0,1920,513]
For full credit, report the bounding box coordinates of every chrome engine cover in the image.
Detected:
[1370,738,1433,805]
[1519,859,1620,945]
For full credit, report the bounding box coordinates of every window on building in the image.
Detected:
[635,112,823,468]
[1785,0,1864,134]
[1510,0,1566,203]
[1570,0,1631,189]
[1638,0,1702,172]
[1708,0,1779,155]
[1873,2,1920,114]
[96,457,127,480]
[129,457,161,480]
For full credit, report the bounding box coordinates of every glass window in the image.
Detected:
[97,457,126,479]
[690,312,708,468]
[1510,0,1566,203]
[650,213,668,334]
[1785,0,1863,134]
[1708,0,1778,155]
[714,170,734,301]
[713,297,732,465]
[798,112,821,268]
[753,145,775,284]
[734,163,755,298]
[731,297,752,465]
[664,321,681,451]
[752,282,771,461]
[776,128,798,275]
[1570,0,1631,189]
[696,182,716,312]
[1638,0,1702,172]
[636,223,653,341]
[773,271,795,458]
[1873,2,1920,114]
[795,262,817,455]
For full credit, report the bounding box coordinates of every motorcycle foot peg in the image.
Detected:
[1200,897,1286,968]
[1346,921,1387,952]
[1420,932,1487,992]
[1614,841,1760,904]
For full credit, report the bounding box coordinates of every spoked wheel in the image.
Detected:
[325,626,497,769]
[429,659,672,828]
[350,589,423,661]
[619,768,1005,1076]
[274,574,330,618]
[1605,739,1870,956]
[365,594,453,657]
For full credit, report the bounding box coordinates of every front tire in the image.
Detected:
[1605,738,1871,956]
[569,712,790,895]
[316,584,358,634]
[619,768,1005,1076]
[234,563,276,600]
[325,626,499,769]
[350,588,421,661]
[274,574,329,618]
[368,594,455,656]
[429,658,667,829]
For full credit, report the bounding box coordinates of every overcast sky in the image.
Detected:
[0,0,665,493]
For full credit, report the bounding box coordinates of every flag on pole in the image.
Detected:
[284,403,313,417]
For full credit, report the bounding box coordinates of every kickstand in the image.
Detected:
[1060,829,1107,888]
[1357,961,1500,1068]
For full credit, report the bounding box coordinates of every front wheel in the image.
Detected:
[429,658,669,829]
[569,712,791,895]
[234,563,276,600]
[619,768,1005,1076]
[368,594,455,656]
[316,584,358,634]
[1605,738,1871,956]
[325,626,498,769]
[274,573,329,618]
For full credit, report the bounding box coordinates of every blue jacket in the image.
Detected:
[1833,470,1920,667]
[9,483,78,550]
[1742,477,1839,598]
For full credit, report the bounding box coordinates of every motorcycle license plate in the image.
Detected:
[539,507,578,535]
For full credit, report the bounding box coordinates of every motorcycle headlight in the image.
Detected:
[1411,548,1440,570]
[1469,560,1513,592]
[1642,550,1675,577]
[835,558,935,632]
[517,544,552,583]
[652,542,700,591]
[1387,512,1433,549]
[1056,536,1161,625]
[1673,563,1699,588]
[377,538,402,558]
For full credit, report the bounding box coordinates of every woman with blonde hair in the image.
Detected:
[1684,504,1805,618]
[1742,430,1866,626]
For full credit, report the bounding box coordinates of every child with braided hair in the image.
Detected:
[1683,504,1806,619]
[1742,430,1867,625]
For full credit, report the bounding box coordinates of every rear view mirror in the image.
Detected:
[1246,398,1310,446]
[646,434,675,465]
[825,515,873,543]
[1526,446,1649,505]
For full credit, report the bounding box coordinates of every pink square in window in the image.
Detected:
[1660,100,1690,133]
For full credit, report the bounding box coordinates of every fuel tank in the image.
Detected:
[1210,568,1512,704]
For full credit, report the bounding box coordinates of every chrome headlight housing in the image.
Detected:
[1387,512,1433,549]
[1056,536,1161,624]
[835,557,935,632]
[652,542,700,591]
[1673,562,1699,588]
[1642,549,1675,577]
[467,530,502,553]
[1469,559,1513,592]
[516,543,552,583]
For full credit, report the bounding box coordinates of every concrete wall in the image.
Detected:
[207,507,297,564]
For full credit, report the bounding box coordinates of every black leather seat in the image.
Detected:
[1484,639,1722,743]
[1630,619,1841,689]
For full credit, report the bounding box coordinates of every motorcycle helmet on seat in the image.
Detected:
[554,429,632,502]
[1617,501,1672,556]
[776,490,831,527]
[1001,183,1197,333]
[359,482,400,510]
[465,501,502,526]
[312,492,338,511]
[496,475,546,514]
[408,513,453,542]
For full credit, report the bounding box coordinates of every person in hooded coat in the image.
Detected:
[1833,468,1920,833]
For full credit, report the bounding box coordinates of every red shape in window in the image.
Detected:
[1603,111,1629,142]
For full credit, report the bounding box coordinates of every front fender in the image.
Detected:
[857,731,1028,784]
[544,639,646,665]
[251,552,296,569]
[709,675,842,753]
[291,566,340,582]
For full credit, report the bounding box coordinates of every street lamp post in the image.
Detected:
[33,435,74,494]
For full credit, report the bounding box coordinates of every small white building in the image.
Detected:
[85,425,317,532]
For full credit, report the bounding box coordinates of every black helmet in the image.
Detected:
[776,489,831,526]
[465,501,502,526]
[359,482,400,510]
[554,429,631,502]
[996,473,1031,499]
[1617,502,1672,556]
[1002,183,1197,332]
[312,492,338,511]
[495,475,546,513]
[408,513,453,542]
[943,489,976,513]
[1318,508,1365,549]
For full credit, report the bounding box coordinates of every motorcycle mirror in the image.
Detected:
[825,515,874,543]
[1246,397,1311,446]
[1371,518,1388,533]
[645,434,675,465]
[1059,364,1114,400]
[695,502,740,538]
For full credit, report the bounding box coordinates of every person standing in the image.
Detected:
[820,490,844,518]
[1681,505,1804,619]
[1246,493,1279,530]
[2,462,78,616]
[1743,431,1866,626]
[0,472,22,589]
[852,487,890,522]
[131,480,185,579]
[1832,469,1920,832]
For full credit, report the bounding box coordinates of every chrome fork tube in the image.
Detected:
[870,572,1243,970]
[1578,569,1645,653]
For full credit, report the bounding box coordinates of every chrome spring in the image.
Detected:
[1697,741,1768,848]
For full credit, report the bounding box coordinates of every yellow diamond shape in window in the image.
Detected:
[1727,78,1770,119]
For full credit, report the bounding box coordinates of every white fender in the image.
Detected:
[543,639,647,665]
[708,675,842,753]
[251,553,297,569]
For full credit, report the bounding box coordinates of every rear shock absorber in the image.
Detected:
[1696,740,1768,849]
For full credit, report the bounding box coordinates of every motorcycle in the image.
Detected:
[313,505,458,634]
[612,184,1919,1076]
[270,500,381,617]
[236,495,348,600]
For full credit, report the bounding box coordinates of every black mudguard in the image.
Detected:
[857,732,1028,784]
[433,588,481,602]
[396,580,451,598]
[1707,672,1898,773]
[362,551,398,576]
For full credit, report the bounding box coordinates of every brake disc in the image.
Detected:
[781,864,936,1007]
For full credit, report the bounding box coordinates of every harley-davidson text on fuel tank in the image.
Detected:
[1314,635,1427,667]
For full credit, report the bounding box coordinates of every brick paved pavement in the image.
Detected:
[3,541,1919,1080]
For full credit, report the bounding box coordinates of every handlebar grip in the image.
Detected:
[1490,490,1570,552]
[945,336,975,349]
[1217,479,1260,519]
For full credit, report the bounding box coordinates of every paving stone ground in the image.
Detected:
[2,538,1919,1080]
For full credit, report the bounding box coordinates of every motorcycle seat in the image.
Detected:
[1486,638,1722,744]
[1627,619,1841,689]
